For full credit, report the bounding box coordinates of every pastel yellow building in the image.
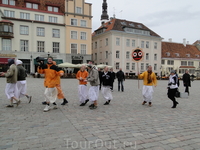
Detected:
[65,0,92,64]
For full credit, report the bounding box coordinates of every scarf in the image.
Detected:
[147,70,152,84]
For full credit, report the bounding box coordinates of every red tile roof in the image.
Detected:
[93,18,161,37]
[162,42,200,59]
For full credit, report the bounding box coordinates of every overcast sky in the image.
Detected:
[86,0,200,44]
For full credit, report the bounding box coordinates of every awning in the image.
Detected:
[34,59,63,65]
[0,58,10,64]
[179,66,195,68]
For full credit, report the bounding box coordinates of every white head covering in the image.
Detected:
[16,60,23,65]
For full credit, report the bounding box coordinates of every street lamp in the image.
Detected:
[48,52,50,57]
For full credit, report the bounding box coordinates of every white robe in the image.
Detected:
[5,83,16,99]
[15,80,27,99]
[102,86,113,101]
[88,86,99,102]
[142,85,154,102]
[78,85,88,103]
[44,87,58,103]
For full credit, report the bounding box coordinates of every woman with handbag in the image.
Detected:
[167,70,179,108]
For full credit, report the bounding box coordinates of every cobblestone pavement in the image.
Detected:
[0,77,200,150]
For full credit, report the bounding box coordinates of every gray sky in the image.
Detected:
[86,0,200,44]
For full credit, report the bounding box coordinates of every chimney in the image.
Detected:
[169,38,172,42]
[183,38,186,47]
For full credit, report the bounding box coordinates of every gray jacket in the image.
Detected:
[5,64,18,83]
[87,67,99,86]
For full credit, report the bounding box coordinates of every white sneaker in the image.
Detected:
[44,105,50,112]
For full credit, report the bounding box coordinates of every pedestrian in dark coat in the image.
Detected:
[116,68,125,92]
[182,70,191,95]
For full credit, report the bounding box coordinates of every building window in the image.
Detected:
[37,27,45,36]
[167,60,174,65]
[71,31,77,39]
[154,54,157,60]
[81,44,86,54]
[71,44,77,54]
[95,53,97,60]
[47,6,59,12]
[141,41,144,48]
[161,60,165,65]
[53,42,59,53]
[2,39,11,51]
[52,29,60,38]
[3,0,15,5]
[116,51,120,58]
[154,64,157,70]
[100,40,102,48]
[35,14,44,21]
[20,40,28,51]
[95,42,97,49]
[105,38,108,46]
[146,63,149,69]
[100,52,102,60]
[26,3,38,9]
[4,10,15,17]
[37,41,45,52]
[181,61,187,66]
[188,61,194,66]
[126,39,130,47]
[132,40,135,47]
[80,20,86,27]
[141,63,144,71]
[126,63,130,70]
[145,53,149,60]
[20,12,30,19]
[146,41,149,48]
[71,19,77,26]
[132,63,135,70]
[126,51,130,59]
[116,62,120,70]
[76,7,82,14]
[116,38,120,46]
[105,51,108,59]
[80,32,86,40]
[49,16,57,23]
[20,26,29,35]
[154,42,158,49]
[2,24,13,32]
[168,67,173,73]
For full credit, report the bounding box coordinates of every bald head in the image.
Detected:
[147,66,152,71]
[80,65,86,71]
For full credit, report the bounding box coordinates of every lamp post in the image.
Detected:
[48,52,50,57]
[30,55,32,73]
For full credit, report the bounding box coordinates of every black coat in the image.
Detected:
[183,73,191,87]
[111,72,116,82]
[116,70,125,81]
[101,71,113,86]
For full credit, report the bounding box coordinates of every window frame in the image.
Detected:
[53,42,60,53]
[20,25,29,35]
[20,40,29,52]
[37,41,45,52]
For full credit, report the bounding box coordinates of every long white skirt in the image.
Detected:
[5,83,16,99]
[142,85,154,102]
[102,86,113,101]
[78,85,88,103]
[15,80,27,99]
[44,87,58,103]
[88,86,99,102]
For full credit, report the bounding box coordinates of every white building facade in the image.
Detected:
[92,18,162,75]
[0,1,65,73]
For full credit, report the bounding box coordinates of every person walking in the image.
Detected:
[0,59,20,107]
[101,66,113,105]
[15,60,32,103]
[86,64,99,109]
[167,70,179,108]
[38,56,64,112]
[110,68,116,91]
[76,65,89,106]
[116,68,125,92]
[138,65,157,107]
[182,70,191,95]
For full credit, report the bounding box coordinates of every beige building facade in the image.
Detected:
[65,0,92,64]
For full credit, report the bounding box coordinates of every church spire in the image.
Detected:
[101,0,109,23]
